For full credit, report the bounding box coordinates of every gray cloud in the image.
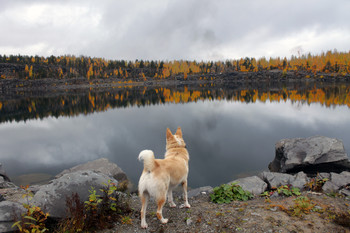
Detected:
[0,0,349,60]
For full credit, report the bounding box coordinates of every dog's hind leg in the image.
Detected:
[167,188,176,207]
[140,192,149,228]
[156,195,168,224]
[180,180,191,208]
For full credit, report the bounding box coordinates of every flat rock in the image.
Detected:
[55,158,128,182]
[33,170,119,218]
[188,186,213,198]
[230,176,267,195]
[269,136,350,174]
[0,201,26,233]
[261,171,308,189]
[322,171,350,193]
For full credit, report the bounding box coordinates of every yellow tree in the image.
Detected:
[29,65,33,78]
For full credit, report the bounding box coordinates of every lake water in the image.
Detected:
[1,80,350,188]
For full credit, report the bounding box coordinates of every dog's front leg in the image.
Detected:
[167,188,176,207]
[180,180,191,208]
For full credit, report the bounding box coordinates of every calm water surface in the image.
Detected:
[1,83,350,188]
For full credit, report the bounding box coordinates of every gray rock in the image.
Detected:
[340,189,350,196]
[186,218,192,226]
[330,172,350,187]
[0,201,26,233]
[269,136,350,174]
[0,163,11,182]
[28,185,41,194]
[261,171,308,189]
[230,176,267,195]
[322,180,339,193]
[33,170,119,218]
[187,186,213,198]
[0,177,17,189]
[292,171,309,189]
[55,158,128,182]
[322,172,350,193]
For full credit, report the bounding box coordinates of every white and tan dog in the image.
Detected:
[138,127,190,229]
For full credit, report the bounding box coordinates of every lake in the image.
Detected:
[1,80,350,188]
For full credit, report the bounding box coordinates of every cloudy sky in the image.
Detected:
[1,0,349,61]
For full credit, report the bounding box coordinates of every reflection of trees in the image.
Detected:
[0,81,349,123]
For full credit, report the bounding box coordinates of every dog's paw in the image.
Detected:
[141,223,148,229]
[180,203,191,208]
[161,218,169,224]
[169,202,176,208]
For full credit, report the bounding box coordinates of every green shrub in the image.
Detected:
[210,182,253,204]
[12,185,49,233]
[56,179,131,232]
[261,185,301,198]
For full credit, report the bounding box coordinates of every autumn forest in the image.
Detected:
[1,50,350,81]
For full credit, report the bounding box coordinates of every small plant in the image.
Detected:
[210,182,253,204]
[326,191,343,198]
[56,180,131,232]
[12,185,49,233]
[277,185,301,196]
[121,216,132,225]
[288,196,316,217]
[260,185,300,198]
[304,174,328,192]
[56,192,85,232]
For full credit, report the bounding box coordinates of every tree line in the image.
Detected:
[0,50,349,80]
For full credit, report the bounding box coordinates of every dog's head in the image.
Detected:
[166,127,186,150]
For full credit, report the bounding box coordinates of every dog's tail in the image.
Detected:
[138,150,156,172]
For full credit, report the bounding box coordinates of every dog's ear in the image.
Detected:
[166,128,173,140]
[175,127,182,137]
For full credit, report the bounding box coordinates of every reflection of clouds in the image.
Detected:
[213,100,350,130]
[1,100,350,187]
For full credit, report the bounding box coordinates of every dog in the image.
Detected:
[138,127,191,229]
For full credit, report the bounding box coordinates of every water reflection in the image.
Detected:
[0,81,350,188]
[0,81,350,124]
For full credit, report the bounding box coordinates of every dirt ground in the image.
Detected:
[2,182,350,232]
[100,191,350,233]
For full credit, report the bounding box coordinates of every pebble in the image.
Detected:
[186,218,192,225]
[251,212,261,216]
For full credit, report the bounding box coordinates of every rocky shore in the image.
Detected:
[1,136,350,232]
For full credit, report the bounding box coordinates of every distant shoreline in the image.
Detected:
[1,69,349,94]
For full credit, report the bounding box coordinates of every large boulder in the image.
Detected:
[230,176,268,195]
[269,136,350,174]
[33,170,119,218]
[0,163,11,182]
[0,201,26,233]
[0,163,16,189]
[55,158,128,182]
[261,171,308,189]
